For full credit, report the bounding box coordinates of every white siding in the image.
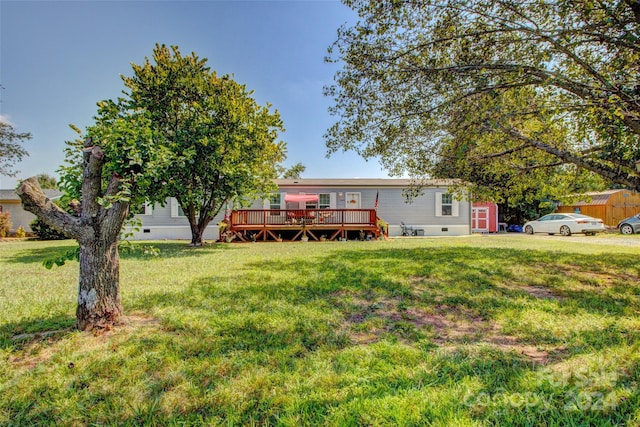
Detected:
[130,182,472,239]
[329,192,337,209]
[170,198,180,218]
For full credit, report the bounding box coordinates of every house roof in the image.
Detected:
[0,189,62,202]
[274,178,460,187]
[559,189,625,206]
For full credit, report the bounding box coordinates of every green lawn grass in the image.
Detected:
[1,235,639,426]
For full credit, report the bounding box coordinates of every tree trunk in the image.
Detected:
[76,238,122,330]
[17,139,129,331]
[187,214,214,246]
[187,220,202,246]
[190,221,210,246]
[191,230,205,246]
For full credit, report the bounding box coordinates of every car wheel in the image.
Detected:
[620,224,634,235]
[525,225,533,235]
[560,225,571,236]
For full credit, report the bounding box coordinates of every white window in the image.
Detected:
[304,193,331,209]
[170,198,186,218]
[435,192,459,217]
[318,193,330,209]
[441,193,453,216]
[269,193,281,210]
[306,197,317,209]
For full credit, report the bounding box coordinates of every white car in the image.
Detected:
[523,213,605,236]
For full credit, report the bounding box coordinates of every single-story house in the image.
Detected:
[0,189,62,233]
[129,179,472,241]
[556,189,640,227]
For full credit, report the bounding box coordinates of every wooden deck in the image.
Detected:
[228,209,383,242]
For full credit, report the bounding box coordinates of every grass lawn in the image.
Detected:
[1,235,639,426]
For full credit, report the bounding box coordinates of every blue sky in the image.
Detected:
[0,0,390,189]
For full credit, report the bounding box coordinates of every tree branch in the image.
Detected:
[99,174,129,242]
[81,138,105,219]
[498,125,640,191]
[17,177,85,240]
[623,0,640,25]
[477,143,531,160]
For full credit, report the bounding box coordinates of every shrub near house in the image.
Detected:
[0,212,11,237]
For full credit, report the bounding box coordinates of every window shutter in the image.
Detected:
[263,198,270,210]
[452,198,459,217]
[144,202,153,216]
[170,198,179,217]
[280,192,287,209]
[435,192,442,217]
[329,192,337,209]
[298,192,306,209]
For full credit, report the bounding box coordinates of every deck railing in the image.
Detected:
[230,209,377,227]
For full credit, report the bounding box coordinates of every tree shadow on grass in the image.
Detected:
[5,241,241,265]
[4,244,639,426]
[0,314,75,350]
[158,245,640,358]
[127,245,639,355]
[121,245,640,424]
[3,240,78,264]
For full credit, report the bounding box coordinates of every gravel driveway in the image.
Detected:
[515,233,640,247]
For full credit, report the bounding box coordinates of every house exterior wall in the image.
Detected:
[1,189,62,234]
[128,179,472,240]
[263,181,471,237]
[0,200,38,232]
[125,198,225,240]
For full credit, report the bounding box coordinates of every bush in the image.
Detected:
[15,226,26,238]
[0,212,11,238]
[30,217,68,240]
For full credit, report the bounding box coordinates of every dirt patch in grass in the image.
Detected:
[532,262,638,289]
[341,295,562,364]
[483,323,568,364]
[563,264,638,287]
[8,313,160,369]
[521,285,564,300]
[8,334,67,369]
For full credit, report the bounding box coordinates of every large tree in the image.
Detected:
[18,103,161,330]
[431,88,610,213]
[35,173,58,189]
[18,44,288,329]
[122,45,286,245]
[0,121,30,177]
[326,0,640,192]
[278,162,306,179]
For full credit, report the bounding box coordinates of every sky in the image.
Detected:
[0,0,391,189]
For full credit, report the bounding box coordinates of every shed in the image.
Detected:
[556,189,640,226]
[472,202,499,233]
